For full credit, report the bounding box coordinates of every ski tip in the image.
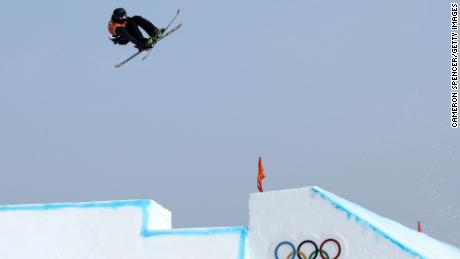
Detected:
[177,9,180,14]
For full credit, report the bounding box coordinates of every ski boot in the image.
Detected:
[146,37,157,47]
[151,28,166,40]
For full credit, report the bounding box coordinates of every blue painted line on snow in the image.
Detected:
[0,199,248,259]
[144,226,247,237]
[0,200,152,212]
[238,227,248,259]
[145,226,248,259]
[311,187,425,259]
[0,200,152,236]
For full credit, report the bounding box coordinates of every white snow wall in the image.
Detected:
[0,200,247,259]
[1,188,459,259]
[248,187,421,259]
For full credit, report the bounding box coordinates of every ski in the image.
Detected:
[114,50,143,68]
[141,9,181,61]
[163,9,181,34]
[142,23,182,61]
[114,9,181,68]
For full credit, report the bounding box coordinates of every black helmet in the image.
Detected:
[112,8,127,21]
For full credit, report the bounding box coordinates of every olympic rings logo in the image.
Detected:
[274,239,342,259]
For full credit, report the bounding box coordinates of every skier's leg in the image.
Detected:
[125,18,148,43]
[131,16,160,37]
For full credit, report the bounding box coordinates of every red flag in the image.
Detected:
[417,221,422,232]
[257,157,265,192]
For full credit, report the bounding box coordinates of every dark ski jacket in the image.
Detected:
[108,17,146,48]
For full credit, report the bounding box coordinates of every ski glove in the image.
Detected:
[110,36,122,44]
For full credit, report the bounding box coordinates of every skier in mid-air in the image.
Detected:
[108,8,165,51]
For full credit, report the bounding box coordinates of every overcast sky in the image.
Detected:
[0,0,459,247]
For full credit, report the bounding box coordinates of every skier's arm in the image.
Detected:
[115,27,147,49]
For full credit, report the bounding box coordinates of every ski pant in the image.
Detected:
[117,16,159,46]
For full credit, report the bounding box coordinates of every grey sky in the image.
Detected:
[1,0,459,247]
